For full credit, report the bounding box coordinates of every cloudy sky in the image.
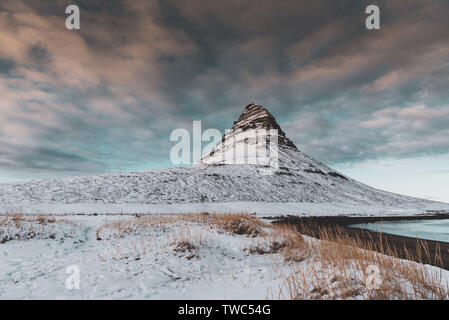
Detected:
[0,0,448,201]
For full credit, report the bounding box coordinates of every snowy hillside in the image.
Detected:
[0,104,447,215]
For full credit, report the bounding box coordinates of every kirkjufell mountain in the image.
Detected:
[0,103,446,215]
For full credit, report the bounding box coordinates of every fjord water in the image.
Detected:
[352,219,449,243]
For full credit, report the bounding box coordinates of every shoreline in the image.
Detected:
[271,213,449,270]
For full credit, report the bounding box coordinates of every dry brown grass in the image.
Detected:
[173,240,199,260]
[95,213,449,300]
[96,213,270,240]
[1,212,69,225]
[246,224,306,262]
[95,213,273,261]
[274,223,449,300]
[208,213,269,237]
[0,213,76,243]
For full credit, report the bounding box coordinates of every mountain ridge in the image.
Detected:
[230,103,298,150]
[0,103,446,214]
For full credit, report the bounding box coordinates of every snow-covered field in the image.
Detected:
[0,214,286,299]
[1,213,448,300]
[3,201,449,217]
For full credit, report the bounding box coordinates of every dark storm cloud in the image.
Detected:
[0,0,448,180]
[1,146,98,172]
[0,58,15,74]
[28,43,52,65]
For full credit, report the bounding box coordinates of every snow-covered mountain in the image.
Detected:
[0,103,446,215]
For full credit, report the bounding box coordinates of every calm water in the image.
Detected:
[351,219,449,243]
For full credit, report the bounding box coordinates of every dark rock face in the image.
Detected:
[231,103,298,150]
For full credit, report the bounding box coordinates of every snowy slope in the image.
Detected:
[0,104,447,215]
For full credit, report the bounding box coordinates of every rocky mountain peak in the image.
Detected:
[231,103,297,150]
[199,103,300,166]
